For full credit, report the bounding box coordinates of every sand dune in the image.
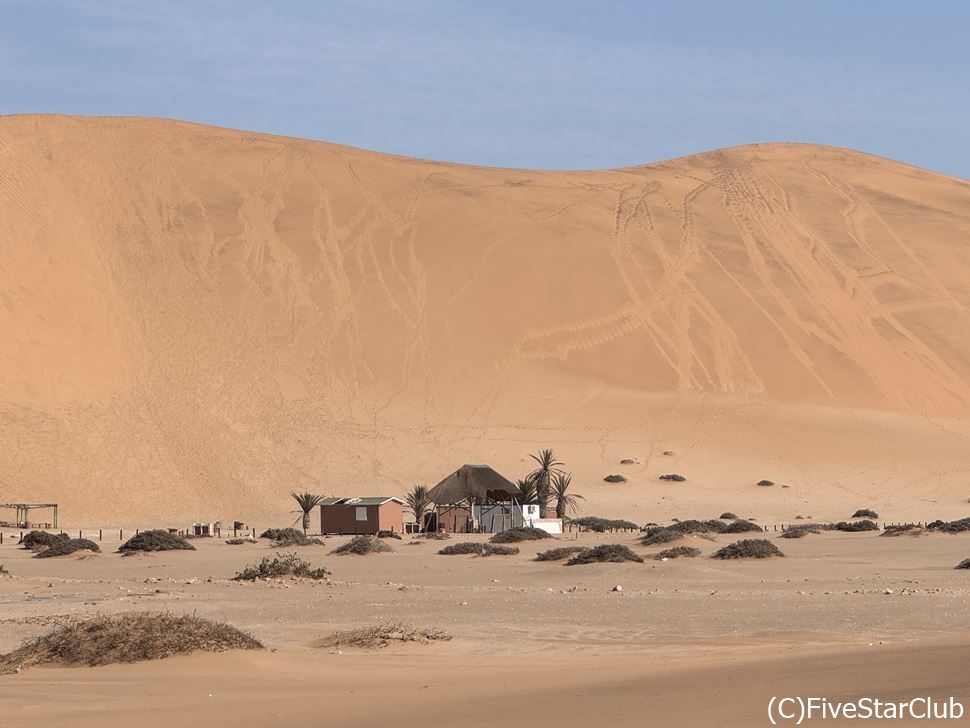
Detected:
[3,115,970,523]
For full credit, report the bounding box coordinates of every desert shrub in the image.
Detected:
[34,538,100,558]
[225,538,252,545]
[851,508,879,519]
[332,535,393,555]
[0,564,8,576]
[834,520,879,532]
[276,533,324,546]
[568,516,639,532]
[183,533,212,540]
[233,552,330,580]
[780,525,822,539]
[719,512,738,520]
[667,519,728,534]
[956,559,970,570]
[603,474,627,483]
[881,524,926,537]
[654,546,701,559]
[417,531,450,540]
[927,517,970,534]
[711,539,784,559]
[640,529,682,546]
[535,546,585,561]
[566,544,643,565]
[377,530,402,540]
[438,542,519,556]
[21,531,69,551]
[659,474,686,482]
[722,519,763,534]
[0,613,261,673]
[320,624,451,649]
[119,530,194,552]
[757,480,775,487]
[490,527,551,544]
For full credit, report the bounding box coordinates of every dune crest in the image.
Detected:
[4,116,970,521]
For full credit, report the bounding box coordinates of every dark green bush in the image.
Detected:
[438,542,519,556]
[490,527,551,544]
[566,544,643,565]
[640,529,681,546]
[712,539,784,559]
[568,516,639,532]
[956,558,970,570]
[119,530,195,552]
[233,552,330,580]
[851,509,879,519]
[722,519,763,534]
[834,520,879,532]
[21,531,69,551]
[331,535,392,555]
[34,538,100,558]
[654,546,701,559]
[719,512,738,520]
[927,517,970,534]
[535,546,585,561]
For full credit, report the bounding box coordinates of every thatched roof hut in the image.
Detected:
[427,464,519,505]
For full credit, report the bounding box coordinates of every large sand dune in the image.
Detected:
[3,115,970,523]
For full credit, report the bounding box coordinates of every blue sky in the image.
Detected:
[2,1,968,176]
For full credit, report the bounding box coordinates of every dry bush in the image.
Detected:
[21,531,69,552]
[757,480,775,487]
[603,474,627,483]
[834,520,879,532]
[438,542,519,556]
[320,624,451,649]
[418,531,450,540]
[851,508,879,519]
[881,524,927,537]
[654,546,701,559]
[719,512,738,520]
[490,527,551,544]
[535,546,585,561]
[640,529,682,546]
[119,530,194,552]
[566,544,643,565]
[569,517,639,532]
[659,473,686,482]
[927,517,970,534]
[34,538,100,559]
[224,538,253,545]
[711,539,785,559]
[779,525,822,539]
[0,564,8,577]
[722,519,763,534]
[233,552,330,580]
[331,535,393,555]
[376,530,402,540]
[0,612,261,673]
[956,558,970,570]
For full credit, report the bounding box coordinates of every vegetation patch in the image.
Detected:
[851,509,879,519]
[927,517,970,534]
[956,559,970,570]
[603,474,627,483]
[376,530,402,540]
[659,473,686,482]
[722,519,763,534]
[233,552,330,580]
[417,531,450,540]
[719,512,738,520]
[654,546,701,559]
[568,516,640,532]
[757,480,775,487]
[119,530,195,552]
[490,527,552,544]
[780,525,823,539]
[0,612,262,673]
[331,535,393,555]
[711,539,785,559]
[834,519,879,532]
[319,624,451,649]
[640,529,682,546]
[438,542,519,556]
[535,546,585,561]
[225,538,253,545]
[34,538,100,559]
[566,544,644,565]
[0,564,8,577]
[21,531,69,552]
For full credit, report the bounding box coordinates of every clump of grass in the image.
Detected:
[603,474,627,483]
[34,538,100,559]
[881,524,926,537]
[417,531,450,540]
[646,519,727,535]
[566,544,643,565]
[654,546,701,559]
[719,512,738,520]
[259,528,300,541]
[779,525,823,539]
[21,531,69,552]
[119,530,195,552]
[956,558,970,570]
[722,519,763,534]
[834,519,879,532]
[224,538,253,545]
[376,530,402,540]
[711,539,784,559]
[851,508,879,519]
[757,480,775,487]
[535,546,585,561]
[319,624,452,649]
[438,542,519,556]
[331,535,393,555]
[659,473,686,482]
[568,516,640,532]
[0,564,9,577]
[640,529,681,546]
[259,528,322,546]
[927,517,970,534]
[233,552,330,580]
[490,527,551,544]
[0,612,262,674]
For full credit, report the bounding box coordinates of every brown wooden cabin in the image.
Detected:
[319,497,404,535]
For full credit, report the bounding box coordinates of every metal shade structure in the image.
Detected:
[0,502,58,528]
[427,464,519,505]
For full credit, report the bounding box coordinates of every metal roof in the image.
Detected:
[320,497,404,506]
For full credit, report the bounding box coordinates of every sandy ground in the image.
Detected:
[1,530,968,725]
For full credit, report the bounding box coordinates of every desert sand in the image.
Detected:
[3,115,970,525]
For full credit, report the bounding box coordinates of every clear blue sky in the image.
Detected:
[2,1,968,177]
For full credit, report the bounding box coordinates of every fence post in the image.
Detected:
[119,529,123,541]
[99,529,103,541]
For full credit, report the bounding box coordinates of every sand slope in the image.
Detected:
[3,115,970,522]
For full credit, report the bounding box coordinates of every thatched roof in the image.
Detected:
[427,464,518,505]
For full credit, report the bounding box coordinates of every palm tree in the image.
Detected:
[528,448,564,518]
[405,484,434,532]
[515,478,537,503]
[551,472,584,519]
[291,491,325,535]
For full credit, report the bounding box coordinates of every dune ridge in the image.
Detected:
[4,115,970,522]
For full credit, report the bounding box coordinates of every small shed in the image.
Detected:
[426,464,522,533]
[320,497,404,535]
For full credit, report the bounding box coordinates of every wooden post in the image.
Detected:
[99,529,103,541]
[119,529,123,541]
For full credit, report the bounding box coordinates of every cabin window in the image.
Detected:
[355,506,367,521]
